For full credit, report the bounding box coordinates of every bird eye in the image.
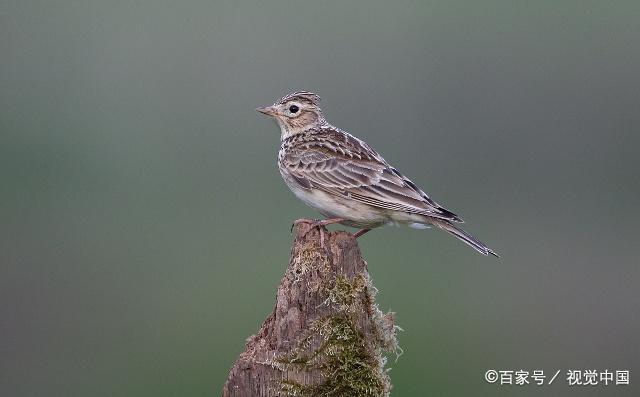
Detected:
[289,105,299,113]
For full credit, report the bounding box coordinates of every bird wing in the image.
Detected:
[280,129,463,222]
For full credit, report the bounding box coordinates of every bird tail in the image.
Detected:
[432,219,499,258]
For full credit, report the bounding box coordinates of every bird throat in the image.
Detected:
[277,112,324,140]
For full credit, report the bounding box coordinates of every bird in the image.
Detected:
[256,91,498,257]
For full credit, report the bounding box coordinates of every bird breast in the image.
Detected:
[279,165,389,228]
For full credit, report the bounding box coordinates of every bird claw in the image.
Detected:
[291,218,344,252]
[292,219,326,247]
[291,218,318,233]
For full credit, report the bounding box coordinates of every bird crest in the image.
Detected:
[278,91,322,106]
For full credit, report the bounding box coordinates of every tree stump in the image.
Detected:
[222,223,400,396]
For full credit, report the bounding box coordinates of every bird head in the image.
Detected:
[257,91,325,138]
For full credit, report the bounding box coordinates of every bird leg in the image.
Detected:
[353,228,372,238]
[292,218,346,249]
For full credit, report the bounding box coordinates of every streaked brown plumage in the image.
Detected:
[257,91,498,257]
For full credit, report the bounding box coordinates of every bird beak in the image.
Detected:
[256,106,277,116]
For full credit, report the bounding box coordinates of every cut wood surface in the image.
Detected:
[222,223,400,397]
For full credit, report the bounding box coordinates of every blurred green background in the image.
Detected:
[1,1,638,396]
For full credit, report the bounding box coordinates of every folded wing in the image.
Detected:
[280,131,463,223]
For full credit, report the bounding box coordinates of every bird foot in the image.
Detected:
[291,218,346,250]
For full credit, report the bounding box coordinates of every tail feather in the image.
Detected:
[432,220,499,258]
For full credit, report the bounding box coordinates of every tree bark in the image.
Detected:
[222,223,400,397]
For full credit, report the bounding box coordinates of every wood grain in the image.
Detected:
[222,223,399,396]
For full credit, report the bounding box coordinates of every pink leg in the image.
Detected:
[353,228,372,238]
[293,217,346,229]
[315,218,347,227]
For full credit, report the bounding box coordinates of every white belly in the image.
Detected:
[287,184,388,228]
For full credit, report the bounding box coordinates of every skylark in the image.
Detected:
[257,91,498,257]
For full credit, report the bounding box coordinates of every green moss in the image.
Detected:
[323,274,367,313]
[275,271,398,396]
[290,244,331,288]
[279,315,388,396]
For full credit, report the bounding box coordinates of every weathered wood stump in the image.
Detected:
[222,223,400,396]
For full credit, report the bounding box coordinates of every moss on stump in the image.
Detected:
[222,224,400,397]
